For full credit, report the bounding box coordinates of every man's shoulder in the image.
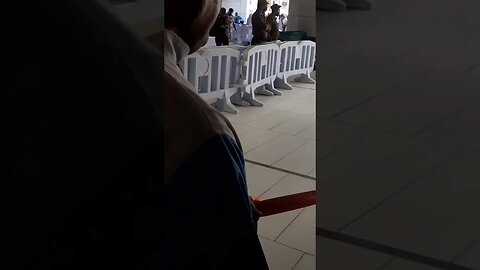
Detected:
[163,70,234,139]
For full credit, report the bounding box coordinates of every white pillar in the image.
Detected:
[287,0,316,37]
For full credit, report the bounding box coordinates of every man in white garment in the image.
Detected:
[164,0,268,269]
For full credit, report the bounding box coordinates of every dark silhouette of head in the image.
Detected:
[257,0,268,12]
[271,4,281,16]
[165,0,221,53]
[220,7,227,15]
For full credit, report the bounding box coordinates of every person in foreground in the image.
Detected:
[164,0,268,269]
[2,0,164,269]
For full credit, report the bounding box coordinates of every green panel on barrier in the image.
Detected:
[279,31,307,41]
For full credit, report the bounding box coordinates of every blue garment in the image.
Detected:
[166,134,268,269]
[234,15,243,24]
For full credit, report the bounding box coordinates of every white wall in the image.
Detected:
[287,0,316,37]
[110,0,163,37]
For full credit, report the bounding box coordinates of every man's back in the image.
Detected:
[251,10,268,44]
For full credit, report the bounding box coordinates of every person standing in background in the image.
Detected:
[213,8,230,46]
[234,12,243,24]
[266,4,281,42]
[251,0,270,45]
[227,8,237,41]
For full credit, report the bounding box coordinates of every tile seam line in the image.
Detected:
[245,159,316,181]
[316,227,475,270]
[336,150,461,232]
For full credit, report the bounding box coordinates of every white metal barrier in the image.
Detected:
[180,41,316,112]
[179,47,243,114]
[275,41,316,90]
[230,43,282,107]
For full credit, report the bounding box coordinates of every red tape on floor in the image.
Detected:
[252,190,316,217]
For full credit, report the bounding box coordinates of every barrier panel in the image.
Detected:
[180,41,316,112]
[275,40,316,90]
[179,47,243,114]
[231,43,281,107]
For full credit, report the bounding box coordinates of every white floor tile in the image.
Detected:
[239,129,280,153]
[418,104,480,151]
[399,32,480,72]
[316,119,371,159]
[290,106,315,116]
[317,236,392,270]
[274,140,316,175]
[271,114,315,136]
[225,106,277,125]
[260,174,316,200]
[245,134,308,165]
[343,152,480,260]
[277,206,316,255]
[296,126,316,140]
[382,258,445,270]
[230,122,256,136]
[293,254,316,270]
[245,111,301,130]
[258,210,303,241]
[259,237,304,270]
[454,241,480,270]
[317,131,456,230]
[245,161,255,169]
[317,59,429,117]
[334,73,474,135]
[270,99,305,112]
[246,165,288,198]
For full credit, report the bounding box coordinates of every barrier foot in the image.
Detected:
[266,83,282,96]
[231,91,251,107]
[243,91,263,107]
[213,99,239,114]
[256,85,275,96]
[274,77,293,90]
[295,73,316,84]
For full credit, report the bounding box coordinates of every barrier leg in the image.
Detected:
[213,90,239,114]
[266,79,282,96]
[231,89,251,107]
[295,72,316,84]
[265,79,282,96]
[243,86,263,107]
[256,85,275,96]
[274,76,293,90]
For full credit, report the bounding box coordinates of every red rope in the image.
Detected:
[251,190,316,217]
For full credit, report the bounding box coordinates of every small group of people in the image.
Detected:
[210,7,238,46]
[211,1,286,46]
[251,0,282,45]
